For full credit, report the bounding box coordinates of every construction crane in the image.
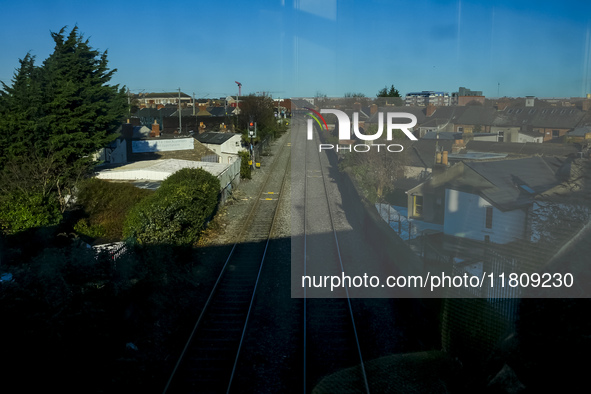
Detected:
[235,81,242,97]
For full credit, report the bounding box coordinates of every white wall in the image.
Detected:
[517,133,543,143]
[204,135,244,163]
[444,189,527,244]
[471,134,497,142]
[94,139,127,164]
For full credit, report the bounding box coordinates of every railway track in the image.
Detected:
[300,119,370,393]
[163,132,291,394]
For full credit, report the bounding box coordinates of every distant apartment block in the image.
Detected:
[451,87,485,106]
[136,92,193,108]
[405,91,450,106]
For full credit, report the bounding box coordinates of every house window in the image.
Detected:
[552,130,560,139]
[485,206,493,229]
[498,131,504,142]
[458,127,464,132]
[413,195,423,217]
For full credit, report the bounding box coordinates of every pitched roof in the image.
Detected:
[194,132,241,145]
[455,106,497,125]
[365,106,427,125]
[407,140,454,168]
[136,107,178,118]
[290,99,315,110]
[567,126,591,137]
[448,157,564,210]
[491,106,584,129]
[208,106,231,117]
[422,131,463,140]
[142,92,191,99]
[465,140,578,157]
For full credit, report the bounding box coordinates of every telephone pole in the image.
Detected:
[178,88,182,133]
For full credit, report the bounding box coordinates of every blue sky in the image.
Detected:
[1,0,590,99]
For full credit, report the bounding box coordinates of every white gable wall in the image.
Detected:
[203,135,244,164]
[444,189,527,244]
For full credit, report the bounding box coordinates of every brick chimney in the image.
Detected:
[370,104,378,115]
[452,139,465,154]
[353,102,362,112]
[151,120,160,137]
[496,101,509,111]
[426,105,437,117]
[583,99,591,112]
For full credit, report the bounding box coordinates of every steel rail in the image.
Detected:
[303,121,371,393]
[226,150,292,393]
[163,131,291,394]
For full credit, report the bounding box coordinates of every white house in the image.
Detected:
[194,132,244,164]
[441,157,564,244]
[444,188,528,244]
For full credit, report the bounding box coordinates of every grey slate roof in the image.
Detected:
[290,99,315,110]
[567,126,591,137]
[208,107,231,117]
[142,92,191,99]
[194,132,240,145]
[365,106,427,125]
[422,131,463,140]
[465,141,578,157]
[455,106,497,125]
[407,140,454,168]
[491,106,584,129]
[136,107,178,118]
[449,157,564,211]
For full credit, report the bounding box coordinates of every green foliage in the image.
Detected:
[344,92,366,98]
[0,26,127,233]
[377,84,401,97]
[73,218,105,239]
[75,178,153,241]
[123,169,220,246]
[0,191,62,235]
[238,94,278,141]
[239,150,252,179]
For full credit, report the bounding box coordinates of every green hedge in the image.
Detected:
[123,168,220,246]
[75,178,153,241]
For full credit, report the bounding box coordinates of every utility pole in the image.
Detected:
[178,88,182,133]
[127,88,131,119]
[192,92,196,116]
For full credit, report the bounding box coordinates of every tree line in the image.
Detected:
[0,26,127,234]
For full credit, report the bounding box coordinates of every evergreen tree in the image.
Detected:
[376,84,401,97]
[0,26,127,234]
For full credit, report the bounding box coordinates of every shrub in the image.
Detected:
[75,178,153,241]
[123,168,220,246]
[239,150,252,179]
[0,192,62,235]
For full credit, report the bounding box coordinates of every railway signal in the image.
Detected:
[248,117,257,168]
